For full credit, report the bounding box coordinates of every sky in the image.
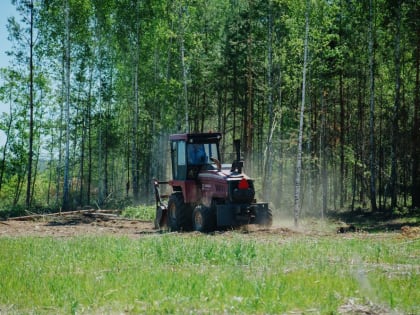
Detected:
[0,1,15,69]
[0,1,17,145]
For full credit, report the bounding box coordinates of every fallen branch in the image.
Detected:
[8,209,120,221]
[84,212,151,223]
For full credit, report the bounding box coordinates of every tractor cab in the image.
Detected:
[170,133,221,180]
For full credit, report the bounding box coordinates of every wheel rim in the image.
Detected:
[169,204,176,220]
[194,210,203,230]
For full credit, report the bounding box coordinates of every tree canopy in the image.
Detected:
[1,0,419,217]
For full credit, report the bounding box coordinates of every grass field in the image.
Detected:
[0,222,419,314]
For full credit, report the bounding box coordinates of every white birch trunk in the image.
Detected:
[63,0,71,210]
[294,0,309,227]
[179,7,189,132]
[263,0,274,202]
[26,0,34,209]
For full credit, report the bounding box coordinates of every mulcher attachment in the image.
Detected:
[153,180,168,229]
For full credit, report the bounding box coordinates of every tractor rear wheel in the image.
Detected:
[167,193,192,231]
[192,205,216,232]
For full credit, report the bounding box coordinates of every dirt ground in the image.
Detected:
[1,210,418,239]
[0,212,157,238]
[0,211,299,238]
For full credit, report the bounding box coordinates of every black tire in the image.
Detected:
[192,205,216,232]
[255,207,273,227]
[167,193,192,231]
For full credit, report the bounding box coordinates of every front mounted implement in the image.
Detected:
[153,179,168,229]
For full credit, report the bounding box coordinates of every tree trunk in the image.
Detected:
[62,0,71,211]
[79,111,85,206]
[30,128,41,205]
[356,64,366,207]
[131,3,141,203]
[294,0,310,227]
[390,0,401,210]
[244,12,253,169]
[13,174,25,207]
[26,0,34,209]
[56,48,65,207]
[131,60,140,203]
[339,75,345,209]
[378,88,384,209]
[321,91,327,219]
[80,67,93,206]
[98,110,104,205]
[104,73,113,203]
[179,6,189,132]
[368,0,378,212]
[263,0,274,202]
[412,15,420,208]
[338,1,345,209]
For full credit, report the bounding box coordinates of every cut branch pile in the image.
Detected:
[7,209,121,222]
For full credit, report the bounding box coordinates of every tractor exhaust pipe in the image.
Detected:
[231,139,243,173]
[234,139,241,162]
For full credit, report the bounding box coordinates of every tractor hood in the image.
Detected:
[198,168,251,182]
[197,167,256,206]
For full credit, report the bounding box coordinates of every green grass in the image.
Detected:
[120,205,156,221]
[0,233,418,314]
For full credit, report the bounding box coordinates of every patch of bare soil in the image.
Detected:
[0,211,156,238]
[1,210,416,239]
[0,211,305,238]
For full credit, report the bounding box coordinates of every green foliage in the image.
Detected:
[392,206,410,217]
[0,0,419,214]
[120,204,155,221]
[0,233,418,314]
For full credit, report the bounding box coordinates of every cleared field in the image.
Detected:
[0,217,419,314]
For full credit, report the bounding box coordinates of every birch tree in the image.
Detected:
[294,0,309,227]
[263,0,275,202]
[62,0,71,210]
[25,0,35,209]
[178,4,190,132]
[6,0,39,209]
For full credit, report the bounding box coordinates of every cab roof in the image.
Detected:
[170,132,222,143]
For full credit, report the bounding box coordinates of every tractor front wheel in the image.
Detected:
[167,193,192,231]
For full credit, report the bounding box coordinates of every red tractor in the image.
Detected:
[154,132,272,232]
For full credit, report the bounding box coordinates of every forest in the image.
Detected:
[0,0,419,219]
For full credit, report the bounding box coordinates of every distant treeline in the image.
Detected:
[0,0,419,216]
